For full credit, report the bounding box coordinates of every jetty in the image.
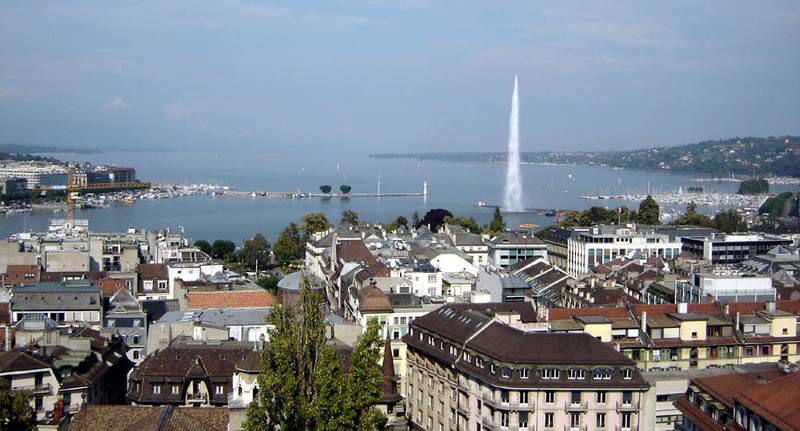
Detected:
[220,191,427,199]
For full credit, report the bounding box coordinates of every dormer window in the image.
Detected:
[462,351,471,362]
[520,368,530,379]
[490,363,496,374]
[623,368,633,380]
[476,357,484,369]
[593,368,612,380]
[501,367,511,379]
[567,368,586,380]
[541,368,560,380]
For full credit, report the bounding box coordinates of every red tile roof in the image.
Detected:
[547,307,631,320]
[358,287,393,313]
[693,368,786,408]
[187,290,276,309]
[735,371,800,430]
[3,265,40,286]
[97,278,126,297]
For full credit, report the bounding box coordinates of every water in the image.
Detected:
[503,76,523,212]
[1,149,784,243]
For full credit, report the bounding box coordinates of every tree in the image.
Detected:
[737,178,769,195]
[240,234,271,270]
[444,215,480,233]
[384,216,408,233]
[319,185,332,194]
[417,208,453,232]
[339,185,352,194]
[486,207,506,235]
[714,209,747,233]
[411,211,420,227]
[636,195,661,225]
[340,210,359,226]
[244,285,385,430]
[301,213,332,239]
[257,274,281,295]
[0,379,36,431]
[193,239,212,256]
[674,202,715,227]
[274,223,302,267]
[211,239,236,260]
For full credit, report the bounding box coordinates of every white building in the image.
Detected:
[676,271,776,303]
[566,225,682,276]
[0,163,68,189]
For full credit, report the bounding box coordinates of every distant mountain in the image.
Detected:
[0,143,99,154]
[371,136,800,177]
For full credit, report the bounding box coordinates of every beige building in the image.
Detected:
[405,304,652,431]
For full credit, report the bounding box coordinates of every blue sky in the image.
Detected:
[0,1,798,152]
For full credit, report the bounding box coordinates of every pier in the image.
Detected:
[219,191,427,199]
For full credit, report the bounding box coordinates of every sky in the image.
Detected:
[0,1,798,153]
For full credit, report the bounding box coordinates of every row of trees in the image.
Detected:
[318,185,352,194]
[194,234,271,271]
[561,195,661,227]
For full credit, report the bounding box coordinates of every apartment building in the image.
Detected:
[404,304,652,431]
[488,233,548,268]
[681,233,792,264]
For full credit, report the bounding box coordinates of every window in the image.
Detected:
[500,411,509,427]
[172,385,180,395]
[476,357,484,368]
[596,391,607,404]
[623,368,633,379]
[520,391,528,405]
[428,275,436,283]
[597,412,606,428]
[691,331,698,338]
[490,363,495,374]
[545,391,555,404]
[570,412,581,427]
[622,391,633,405]
[520,368,529,379]
[428,395,433,408]
[568,368,586,379]
[593,368,612,380]
[463,351,471,361]
[519,411,529,428]
[500,390,509,403]
[439,341,444,350]
[541,368,560,379]
[544,412,554,428]
[621,412,632,429]
[501,367,511,379]
[216,385,224,395]
[152,384,161,394]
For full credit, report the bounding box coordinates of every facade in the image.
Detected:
[0,164,68,189]
[675,271,776,303]
[566,225,682,277]
[681,233,792,264]
[0,176,28,194]
[405,304,652,431]
[136,263,169,300]
[127,336,253,407]
[489,233,548,268]
[0,350,60,422]
[10,281,103,327]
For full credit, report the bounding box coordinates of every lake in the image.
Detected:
[1,150,784,243]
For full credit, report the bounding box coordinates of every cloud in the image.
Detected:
[104,96,130,111]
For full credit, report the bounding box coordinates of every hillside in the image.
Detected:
[371,136,800,177]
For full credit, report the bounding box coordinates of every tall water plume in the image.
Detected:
[503,75,523,212]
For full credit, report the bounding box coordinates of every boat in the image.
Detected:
[519,223,539,229]
[122,198,135,205]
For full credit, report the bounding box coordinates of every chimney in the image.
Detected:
[4,326,9,352]
[677,302,688,314]
[735,311,741,329]
[723,303,730,315]
[641,311,648,333]
[766,301,776,313]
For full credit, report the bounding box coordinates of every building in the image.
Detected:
[228,349,262,431]
[155,308,272,344]
[0,176,28,194]
[136,263,169,300]
[674,366,800,431]
[404,304,652,431]
[10,281,103,328]
[566,225,683,277]
[127,336,254,407]
[3,264,42,286]
[675,271,776,303]
[102,288,148,366]
[488,232,548,268]
[0,164,67,189]
[0,350,61,423]
[681,233,792,264]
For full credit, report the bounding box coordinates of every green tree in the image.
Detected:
[674,202,715,227]
[244,285,385,430]
[411,211,420,227]
[737,178,769,194]
[240,234,271,270]
[340,210,359,225]
[339,185,352,194]
[417,208,453,232]
[444,215,480,233]
[384,215,409,233]
[714,209,747,233]
[211,239,236,260]
[0,379,35,431]
[274,223,303,267]
[636,195,661,225]
[193,239,212,256]
[257,274,282,295]
[486,207,506,235]
[301,213,332,239]
[319,185,332,194]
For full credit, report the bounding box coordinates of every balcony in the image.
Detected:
[186,392,208,404]
[563,426,588,431]
[15,383,52,395]
[227,394,248,409]
[564,401,588,412]
[616,401,640,412]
